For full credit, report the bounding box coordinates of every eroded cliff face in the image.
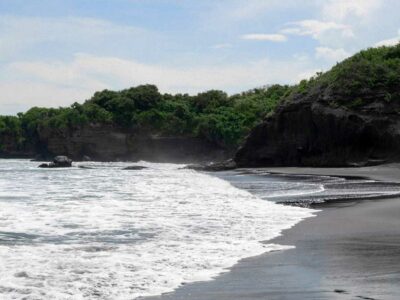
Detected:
[235,97,400,167]
[0,133,35,158]
[36,124,228,162]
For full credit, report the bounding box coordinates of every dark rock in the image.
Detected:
[122,166,147,170]
[365,159,387,166]
[347,159,387,168]
[14,271,29,278]
[38,156,72,168]
[235,97,400,167]
[36,124,230,163]
[205,159,236,171]
[53,156,72,167]
[0,131,36,158]
[234,47,400,168]
[184,164,204,171]
[185,159,236,171]
[334,289,348,294]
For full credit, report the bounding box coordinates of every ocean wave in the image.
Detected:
[0,159,315,299]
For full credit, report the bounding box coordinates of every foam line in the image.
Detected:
[0,159,315,299]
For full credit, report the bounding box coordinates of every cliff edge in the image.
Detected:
[235,44,400,167]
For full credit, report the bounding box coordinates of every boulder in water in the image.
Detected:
[185,159,236,171]
[53,156,72,166]
[38,156,72,168]
[122,166,147,170]
[78,165,94,169]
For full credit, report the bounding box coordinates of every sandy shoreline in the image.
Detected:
[146,164,400,300]
[261,163,400,183]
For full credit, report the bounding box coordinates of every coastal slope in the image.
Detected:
[236,44,400,167]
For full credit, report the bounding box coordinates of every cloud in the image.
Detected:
[374,29,400,47]
[281,19,353,40]
[6,53,315,93]
[322,0,382,21]
[241,33,287,42]
[375,37,400,47]
[315,47,350,62]
[1,53,317,114]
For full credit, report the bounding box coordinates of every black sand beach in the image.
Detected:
[146,165,400,300]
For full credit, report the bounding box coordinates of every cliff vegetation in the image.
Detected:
[0,84,290,158]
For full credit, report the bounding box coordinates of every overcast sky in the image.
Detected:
[1,0,399,115]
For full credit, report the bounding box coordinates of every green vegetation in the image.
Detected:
[0,84,291,150]
[0,115,25,151]
[288,43,400,108]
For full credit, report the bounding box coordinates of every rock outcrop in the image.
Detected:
[38,156,72,168]
[235,92,400,167]
[235,44,400,167]
[36,124,229,163]
[185,159,237,171]
[122,166,147,170]
[0,132,35,158]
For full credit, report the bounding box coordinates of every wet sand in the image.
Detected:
[145,164,400,300]
[263,163,400,183]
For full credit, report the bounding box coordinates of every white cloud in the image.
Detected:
[374,29,400,47]
[241,33,287,42]
[315,47,350,62]
[1,53,316,114]
[375,37,400,47]
[6,53,314,94]
[322,0,382,21]
[281,19,353,40]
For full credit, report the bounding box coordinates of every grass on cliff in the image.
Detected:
[288,43,400,108]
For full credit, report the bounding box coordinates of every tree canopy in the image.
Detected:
[0,84,291,150]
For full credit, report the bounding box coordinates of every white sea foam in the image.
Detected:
[0,159,315,299]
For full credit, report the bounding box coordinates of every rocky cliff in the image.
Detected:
[235,99,400,167]
[36,124,228,162]
[235,45,400,167]
[0,133,35,158]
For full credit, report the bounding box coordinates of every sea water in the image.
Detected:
[0,159,315,299]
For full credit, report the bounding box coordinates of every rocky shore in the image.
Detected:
[235,95,400,168]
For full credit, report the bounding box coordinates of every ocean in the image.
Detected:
[3,160,399,299]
